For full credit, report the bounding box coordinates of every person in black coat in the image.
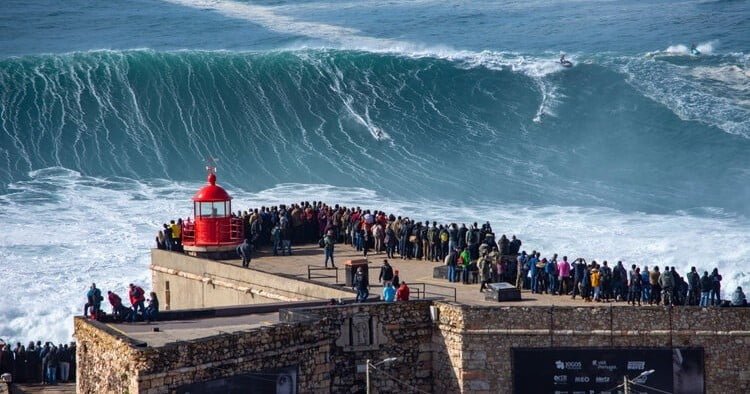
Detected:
[378,260,394,286]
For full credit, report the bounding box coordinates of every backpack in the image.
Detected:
[440,230,449,242]
[469,229,479,244]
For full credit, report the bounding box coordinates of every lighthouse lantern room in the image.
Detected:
[181,164,244,259]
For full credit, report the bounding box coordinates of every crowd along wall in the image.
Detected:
[150,249,353,310]
[432,302,750,394]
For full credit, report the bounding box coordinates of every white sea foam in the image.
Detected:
[2,171,749,344]
[619,51,750,137]
[665,41,717,56]
[160,0,567,123]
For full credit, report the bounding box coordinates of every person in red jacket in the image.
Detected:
[108,291,129,322]
[128,283,146,322]
[396,281,410,301]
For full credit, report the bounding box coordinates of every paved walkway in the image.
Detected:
[9,383,75,394]
[108,312,279,347]
[221,243,611,307]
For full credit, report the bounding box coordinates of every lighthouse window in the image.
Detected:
[198,202,227,217]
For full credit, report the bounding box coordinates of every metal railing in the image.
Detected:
[307,265,339,283]
[409,282,457,302]
[181,217,245,245]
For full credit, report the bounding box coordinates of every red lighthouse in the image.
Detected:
[182,165,244,259]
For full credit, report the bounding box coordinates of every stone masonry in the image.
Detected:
[433,303,750,394]
[76,301,750,393]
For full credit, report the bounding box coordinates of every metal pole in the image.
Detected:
[366,359,371,394]
[623,376,629,394]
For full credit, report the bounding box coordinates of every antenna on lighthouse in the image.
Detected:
[205,157,219,175]
[205,157,219,185]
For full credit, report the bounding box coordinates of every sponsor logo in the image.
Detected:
[592,360,617,371]
[633,375,650,384]
[553,375,568,384]
[596,376,611,383]
[627,361,646,370]
[574,376,590,383]
[555,360,583,370]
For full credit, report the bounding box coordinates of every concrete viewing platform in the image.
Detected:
[218,243,617,307]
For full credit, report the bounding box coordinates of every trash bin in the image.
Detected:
[345,259,369,287]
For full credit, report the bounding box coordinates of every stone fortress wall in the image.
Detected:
[75,301,434,394]
[433,303,750,393]
[76,300,750,393]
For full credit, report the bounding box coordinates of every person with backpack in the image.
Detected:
[686,267,700,306]
[659,266,675,306]
[628,267,643,306]
[439,226,449,261]
[600,261,612,302]
[545,256,558,295]
[466,223,480,261]
[699,271,712,307]
[571,258,586,299]
[271,224,282,256]
[516,251,528,290]
[378,260,394,286]
[478,249,492,292]
[384,226,396,259]
[323,230,336,268]
[421,221,430,261]
[709,268,722,306]
[446,248,459,283]
[428,222,440,262]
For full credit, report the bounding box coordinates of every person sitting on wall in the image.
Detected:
[396,281,410,301]
[382,282,396,302]
[145,292,160,322]
[731,286,747,307]
[128,283,146,322]
[108,291,130,322]
[83,283,102,319]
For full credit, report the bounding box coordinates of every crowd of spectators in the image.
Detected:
[0,339,75,385]
[158,200,742,307]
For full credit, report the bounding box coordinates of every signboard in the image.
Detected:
[512,347,704,394]
[176,366,297,394]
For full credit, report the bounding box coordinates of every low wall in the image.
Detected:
[432,303,750,393]
[151,249,353,310]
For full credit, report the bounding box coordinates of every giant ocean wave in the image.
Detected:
[1,48,749,214]
[1,48,750,344]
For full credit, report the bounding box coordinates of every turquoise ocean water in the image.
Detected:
[1,0,749,342]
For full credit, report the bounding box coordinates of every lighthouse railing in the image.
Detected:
[182,220,196,244]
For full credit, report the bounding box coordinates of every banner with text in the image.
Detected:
[512,347,703,394]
